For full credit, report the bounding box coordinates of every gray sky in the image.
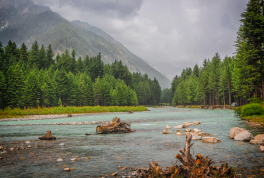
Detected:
[33,0,248,80]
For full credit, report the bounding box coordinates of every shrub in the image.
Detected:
[247,97,263,104]
[240,103,264,117]
[234,107,241,116]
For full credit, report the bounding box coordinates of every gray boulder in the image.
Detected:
[229,127,246,139]
[234,130,253,141]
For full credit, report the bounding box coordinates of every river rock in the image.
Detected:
[112,172,118,176]
[25,141,30,144]
[182,122,190,128]
[192,128,201,133]
[192,135,202,140]
[57,158,63,162]
[0,146,3,150]
[193,121,201,125]
[184,128,191,132]
[198,132,211,136]
[229,127,246,139]
[234,130,253,141]
[63,168,70,172]
[260,146,264,152]
[162,130,170,134]
[166,125,171,129]
[70,158,77,161]
[173,125,183,129]
[59,143,65,146]
[28,145,31,148]
[176,132,184,135]
[202,137,221,143]
[249,134,264,145]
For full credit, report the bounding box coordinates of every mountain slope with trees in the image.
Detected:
[0,0,170,89]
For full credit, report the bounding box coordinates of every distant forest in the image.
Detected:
[163,0,264,106]
[0,40,161,109]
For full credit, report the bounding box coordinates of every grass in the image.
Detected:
[0,105,148,119]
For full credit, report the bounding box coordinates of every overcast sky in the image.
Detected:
[33,0,248,80]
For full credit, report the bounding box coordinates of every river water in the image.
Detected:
[0,107,263,177]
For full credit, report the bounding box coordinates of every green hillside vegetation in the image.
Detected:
[0,2,170,89]
[169,0,264,106]
[0,40,161,110]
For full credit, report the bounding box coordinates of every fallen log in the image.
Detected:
[128,134,237,177]
[96,117,133,134]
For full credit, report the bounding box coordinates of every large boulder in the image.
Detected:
[182,122,190,128]
[234,130,253,141]
[173,125,183,129]
[202,137,221,143]
[229,127,246,139]
[249,134,264,145]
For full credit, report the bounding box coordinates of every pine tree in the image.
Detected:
[29,41,40,68]
[0,71,5,109]
[46,44,54,66]
[20,43,28,63]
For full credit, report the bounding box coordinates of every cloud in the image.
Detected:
[32,0,248,80]
[32,0,143,18]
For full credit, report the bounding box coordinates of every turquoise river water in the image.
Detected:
[0,107,263,177]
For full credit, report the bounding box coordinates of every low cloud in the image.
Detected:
[32,0,248,80]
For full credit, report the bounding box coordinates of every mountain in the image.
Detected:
[0,0,171,89]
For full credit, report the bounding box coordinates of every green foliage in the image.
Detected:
[248,97,263,104]
[240,103,264,117]
[0,40,161,109]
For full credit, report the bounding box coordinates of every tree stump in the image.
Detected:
[96,117,133,134]
[39,130,56,140]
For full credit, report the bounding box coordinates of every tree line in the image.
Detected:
[169,0,264,106]
[0,40,161,109]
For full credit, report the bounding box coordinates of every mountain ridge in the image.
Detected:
[0,0,171,88]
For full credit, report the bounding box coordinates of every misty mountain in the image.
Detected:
[0,0,171,88]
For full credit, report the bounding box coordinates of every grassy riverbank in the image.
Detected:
[236,103,264,126]
[0,106,148,119]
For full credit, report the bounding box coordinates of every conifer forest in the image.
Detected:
[0,40,161,109]
[169,0,264,106]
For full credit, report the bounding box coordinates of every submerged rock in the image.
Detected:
[176,132,184,135]
[229,127,246,139]
[249,134,264,145]
[25,141,30,144]
[234,130,253,141]
[59,143,65,147]
[70,158,77,161]
[166,125,171,129]
[193,121,201,125]
[202,137,221,143]
[162,130,170,134]
[57,158,63,162]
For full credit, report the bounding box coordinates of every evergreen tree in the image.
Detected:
[20,43,28,63]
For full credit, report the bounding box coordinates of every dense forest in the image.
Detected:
[169,0,264,106]
[0,40,161,109]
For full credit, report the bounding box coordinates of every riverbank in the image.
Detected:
[0,105,148,119]
[175,105,234,110]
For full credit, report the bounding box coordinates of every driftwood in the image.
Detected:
[130,134,237,177]
[96,117,133,134]
[39,130,56,140]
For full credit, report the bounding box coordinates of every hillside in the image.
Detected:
[0,0,171,88]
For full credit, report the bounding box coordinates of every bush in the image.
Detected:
[234,107,241,116]
[247,97,263,104]
[240,103,264,117]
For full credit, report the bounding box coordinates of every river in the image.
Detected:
[0,107,263,177]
